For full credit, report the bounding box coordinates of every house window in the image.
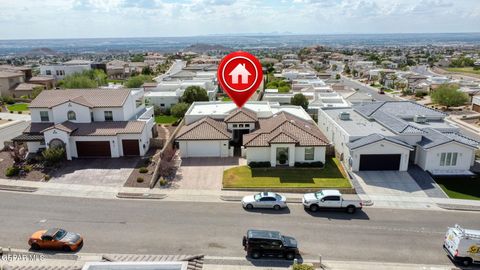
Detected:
[67,111,76,121]
[160,104,165,107]
[233,124,237,128]
[91,112,94,122]
[245,124,249,128]
[104,111,113,121]
[305,147,314,160]
[45,70,51,75]
[440,152,458,166]
[239,124,244,128]
[40,111,49,122]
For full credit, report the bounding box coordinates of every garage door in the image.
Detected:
[122,140,140,156]
[359,154,401,171]
[76,141,111,157]
[186,141,221,157]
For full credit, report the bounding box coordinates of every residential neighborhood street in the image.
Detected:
[0,191,479,266]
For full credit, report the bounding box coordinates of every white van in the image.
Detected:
[444,224,480,266]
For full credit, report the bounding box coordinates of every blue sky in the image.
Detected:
[0,0,479,39]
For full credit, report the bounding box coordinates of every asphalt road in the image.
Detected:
[0,121,29,147]
[340,77,396,102]
[0,192,479,265]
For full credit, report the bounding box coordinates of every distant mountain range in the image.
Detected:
[1,33,479,56]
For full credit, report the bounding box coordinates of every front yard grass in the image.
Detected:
[434,175,480,200]
[155,115,179,124]
[223,158,351,188]
[7,103,29,112]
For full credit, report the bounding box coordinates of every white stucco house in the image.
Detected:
[14,89,155,160]
[40,60,92,81]
[318,101,479,175]
[175,102,330,167]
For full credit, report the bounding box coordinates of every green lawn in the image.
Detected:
[223,158,351,188]
[154,115,179,124]
[221,96,232,101]
[7,103,29,112]
[446,67,480,76]
[434,175,480,200]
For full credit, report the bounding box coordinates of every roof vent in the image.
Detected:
[414,114,427,123]
[339,111,350,120]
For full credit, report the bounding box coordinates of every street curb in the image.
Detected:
[0,184,37,193]
[219,196,303,204]
[116,192,167,200]
[437,203,480,212]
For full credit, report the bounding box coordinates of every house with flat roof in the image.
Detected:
[175,101,329,166]
[318,101,478,175]
[0,71,25,96]
[40,60,92,80]
[13,89,155,160]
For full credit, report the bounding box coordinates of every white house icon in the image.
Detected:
[228,63,251,84]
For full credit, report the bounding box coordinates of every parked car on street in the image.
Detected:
[28,228,83,252]
[444,224,480,266]
[241,192,287,210]
[302,189,362,214]
[242,229,299,260]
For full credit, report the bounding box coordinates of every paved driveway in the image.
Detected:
[173,157,246,190]
[49,158,138,187]
[353,171,428,197]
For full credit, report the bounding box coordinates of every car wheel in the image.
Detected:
[285,253,295,260]
[30,243,40,250]
[251,251,261,259]
[461,258,472,267]
[62,245,71,252]
[346,205,356,214]
[246,204,253,210]
[273,205,281,210]
[309,204,319,212]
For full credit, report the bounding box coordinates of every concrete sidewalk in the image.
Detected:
[1,178,480,211]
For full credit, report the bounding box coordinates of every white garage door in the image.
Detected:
[186,141,221,157]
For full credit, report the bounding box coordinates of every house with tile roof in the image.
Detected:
[13,89,155,160]
[318,101,479,175]
[175,101,329,166]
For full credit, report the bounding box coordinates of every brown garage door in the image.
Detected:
[122,140,140,156]
[76,141,111,157]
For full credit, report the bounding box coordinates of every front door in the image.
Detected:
[276,147,289,166]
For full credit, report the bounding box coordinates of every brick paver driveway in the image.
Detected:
[49,158,138,187]
[173,157,246,190]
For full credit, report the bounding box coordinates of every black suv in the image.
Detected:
[242,229,299,260]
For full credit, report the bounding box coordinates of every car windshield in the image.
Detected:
[314,191,324,199]
[54,229,67,240]
[254,193,261,200]
[275,194,282,200]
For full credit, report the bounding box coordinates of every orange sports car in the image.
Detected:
[28,228,83,252]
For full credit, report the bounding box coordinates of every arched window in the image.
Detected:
[67,111,76,121]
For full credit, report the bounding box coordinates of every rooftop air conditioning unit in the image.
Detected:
[414,114,427,123]
[339,112,350,120]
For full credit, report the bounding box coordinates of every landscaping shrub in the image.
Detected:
[42,147,65,166]
[5,166,20,177]
[292,264,314,270]
[44,174,51,181]
[22,165,33,173]
[139,167,148,173]
[295,161,324,168]
[159,178,168,186]
[415,92,428,98]
[17,111,22,114]
[248,162,271,168]
[2,96,15,105]
[136,177,144,183]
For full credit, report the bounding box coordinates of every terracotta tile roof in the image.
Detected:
[244,112,329,147]
[176,117,231,140]
[29,89,131,108]
[0,71,23,78]
[14,83,44,91]
[224,107,258,123]
[24,123,53,134]
[42,121,145,136]
[29,76,55,82]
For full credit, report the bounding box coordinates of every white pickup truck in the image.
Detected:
[302,189,363,214]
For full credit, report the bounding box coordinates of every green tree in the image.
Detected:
[290,93,308,110]
[335,74,341,80]
[332,64,337,71]
[31,86,44,99]
[170,102,190,118]
[181,86,209,103]
[125,75,153,88]
[60,69,107,89]
[344,64,351,74]
[142,66,153,75]
[130,54,145,62]
[431,84,468,109]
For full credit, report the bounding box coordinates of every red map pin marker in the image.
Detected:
[217,51,263,108]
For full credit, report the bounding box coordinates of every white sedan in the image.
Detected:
[241,192,287,210]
